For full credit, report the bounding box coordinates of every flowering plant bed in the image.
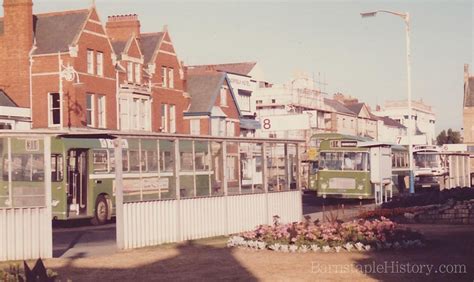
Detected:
[227,216,424,253]
[359,207,418,219]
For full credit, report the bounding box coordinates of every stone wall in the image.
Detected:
[405,199,474,224]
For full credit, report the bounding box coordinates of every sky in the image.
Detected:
[2,0,473,133]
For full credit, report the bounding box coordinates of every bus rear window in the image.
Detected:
[3,154,45,182]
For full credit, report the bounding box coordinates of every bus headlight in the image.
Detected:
[321,183,328,190]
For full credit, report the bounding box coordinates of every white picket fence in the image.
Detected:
[121,190,302,249]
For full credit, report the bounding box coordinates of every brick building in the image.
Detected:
[184,68,241,137]
[0,1,190,133]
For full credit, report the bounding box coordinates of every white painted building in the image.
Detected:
[374,99,436,145]
[0,90,31,130]
[253,74,332,140]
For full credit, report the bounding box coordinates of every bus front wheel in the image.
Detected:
[92,195,109,225]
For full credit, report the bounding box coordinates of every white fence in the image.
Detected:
[0,135,52,261]
[121,191,302,249]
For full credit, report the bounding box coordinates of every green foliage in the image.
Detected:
[436,128,462,145]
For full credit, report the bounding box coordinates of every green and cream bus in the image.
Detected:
[307,133,409,199]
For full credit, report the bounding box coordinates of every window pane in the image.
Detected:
[147,151,158,172]
[93,150,108,173]
[129,150,140,172]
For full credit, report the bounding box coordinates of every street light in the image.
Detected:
[361,10,415,194]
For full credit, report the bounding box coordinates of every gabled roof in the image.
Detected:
[33,9,90,55]
[185,71,240,116]
[140,32,164,65]
[377,116,406,128]
[345,103,364,115]
[187,62,257,76]
[0,89,17,107]
[324,98,356,116]
[111,40,127,55]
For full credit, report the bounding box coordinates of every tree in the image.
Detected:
[436,128,462,145]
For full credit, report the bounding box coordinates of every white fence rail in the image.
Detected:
[122,191,302,249]
[0,208,52,261]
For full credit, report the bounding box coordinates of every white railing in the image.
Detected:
[122,191,302,249]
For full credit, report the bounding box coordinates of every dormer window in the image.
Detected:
[127,62,133,82]
[220,87,227,107]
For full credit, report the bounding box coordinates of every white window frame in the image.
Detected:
[87,49,94,75]
[161,66,167,88]
[135,63,141,84]
[190,119,200,135]
[220,87,227,106]
[98,95,106,128]
[48,92,61,127]
[161,104,168,132]
[169,104,176,133]
[168,67,174,89]
[132,98,140,129]
[96,51,103,76]
[119,97,130,130]
[211,118,220,136]
[86,94,95,127]
[127,62,134,82]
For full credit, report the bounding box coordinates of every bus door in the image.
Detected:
[67,149,88,216]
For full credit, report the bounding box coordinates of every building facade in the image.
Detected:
[0,1,190,133]
[187,62,266,137]
[463,64,474,143]
[374,99,436,145]
[184,69,241,137]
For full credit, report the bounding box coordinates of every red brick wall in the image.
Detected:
[0,0,33,107]
[30,10,117,129]
[150,32,190,134]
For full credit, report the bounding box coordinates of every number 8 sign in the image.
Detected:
[263,118,271,129]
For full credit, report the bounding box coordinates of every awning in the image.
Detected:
[240,118,261,130]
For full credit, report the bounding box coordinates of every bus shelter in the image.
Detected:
[110,133,304,250]
[0,133,53,261]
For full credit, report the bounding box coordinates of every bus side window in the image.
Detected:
[51,154,64,182]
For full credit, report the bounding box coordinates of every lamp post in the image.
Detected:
[361,10,415,194]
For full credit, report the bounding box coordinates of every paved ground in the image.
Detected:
[53,219,117,259]
[41,224,474,281]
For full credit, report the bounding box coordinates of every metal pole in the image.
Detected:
[43,136,53,258]
[114,137,124,249]
[405,13,415,194]
[58,53,64,130]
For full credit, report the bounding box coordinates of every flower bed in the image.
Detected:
[227,216,424,253]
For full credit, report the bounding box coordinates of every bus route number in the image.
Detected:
[263,118,271,130]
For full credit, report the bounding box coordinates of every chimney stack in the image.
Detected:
[106,14,141,41]
[1,0,34,107]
